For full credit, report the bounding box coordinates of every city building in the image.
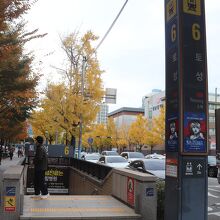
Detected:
[142,89,165,120]
[142,89,220,152]
[108,107,144,128]
[96,103,109,124]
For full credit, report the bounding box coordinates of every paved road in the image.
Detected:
[208,177,220,220]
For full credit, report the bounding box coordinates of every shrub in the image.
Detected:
[156,180,165,220]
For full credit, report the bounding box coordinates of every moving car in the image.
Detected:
[97,155,129,168]
[128,159,165,179]
[145,153,165,160]
[120,152,145,162]
[81,153,100,163]
[208,155,218,177]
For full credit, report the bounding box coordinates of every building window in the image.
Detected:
[209,116,215,123]
[209,128,215,136]
[209,104,215,110]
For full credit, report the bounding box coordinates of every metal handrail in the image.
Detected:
[70,158,112,180]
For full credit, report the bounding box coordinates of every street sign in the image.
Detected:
[182,158,205,178]
[88,137,93,145]
[127,177,134,207]
[4,187,16,212]
[105,88,117,104]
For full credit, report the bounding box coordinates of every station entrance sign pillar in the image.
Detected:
[164,1,208,219]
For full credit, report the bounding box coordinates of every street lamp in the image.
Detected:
[78,56,87,159]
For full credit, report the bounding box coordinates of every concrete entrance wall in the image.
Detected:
[1,165,25,220]
[69,167,113,195]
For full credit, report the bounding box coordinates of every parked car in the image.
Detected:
[97,155,129,168]
[128,159,165,179]
[145,153,165,160]
[81,153,100,163]
[101,151,119,156]
[208,155,218,177]
[120,151,145,162]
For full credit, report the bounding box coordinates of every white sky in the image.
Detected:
[24,0,220,112]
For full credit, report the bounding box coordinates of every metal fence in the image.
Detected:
[70,158,112,180]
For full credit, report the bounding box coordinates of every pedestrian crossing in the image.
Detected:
[208,184,220,218]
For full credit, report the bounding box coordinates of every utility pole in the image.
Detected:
[78,56,87,158]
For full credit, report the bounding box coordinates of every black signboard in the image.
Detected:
[165,1,208,219]
[165,0,208,155]
[181,0,208,154]
[25,144,74,158]
[165,0,179,152]
[27,166,69,194]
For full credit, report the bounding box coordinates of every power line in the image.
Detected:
[95,0,129,52]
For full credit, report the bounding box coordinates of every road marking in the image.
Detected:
[30,207,126,213]
[209,185,220,188]
[208,192,219,198]
[208,212,220,216]
[208,207,213,212]
[208,188,220,193]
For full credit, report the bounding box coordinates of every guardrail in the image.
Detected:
[70,158,112,180]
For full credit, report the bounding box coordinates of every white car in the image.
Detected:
[145,153,165,159]
[120,152,145,162]
[101,151,119,156]
[81,153,100,163]
[98,155,129,168]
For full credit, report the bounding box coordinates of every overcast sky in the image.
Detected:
[24,0,220,112]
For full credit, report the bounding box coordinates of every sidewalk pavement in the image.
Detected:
[0,155,25,184]
[0,155,25,171]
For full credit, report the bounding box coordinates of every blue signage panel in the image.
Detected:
[88,137,93,145]
[6,187,16,196]
[146,188,154,197]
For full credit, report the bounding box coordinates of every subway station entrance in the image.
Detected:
[23,144,141,219]
[0,144,157,220]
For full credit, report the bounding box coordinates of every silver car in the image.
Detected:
[98,155,129,168]
[128,159,165,179]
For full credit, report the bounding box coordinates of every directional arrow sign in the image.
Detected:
[197,164,202,170]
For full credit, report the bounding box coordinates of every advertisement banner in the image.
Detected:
[166,115,179,152]
[183,112,206,153]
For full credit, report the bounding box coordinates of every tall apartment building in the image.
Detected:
[142,89,220,151]
[96,103,109,124]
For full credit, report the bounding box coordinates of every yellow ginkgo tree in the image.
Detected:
[117,123,131,152]
[147,107,165,153]
[128,115,149,152]
[30,31,105,145]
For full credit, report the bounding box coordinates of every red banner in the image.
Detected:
[127,177,134,206]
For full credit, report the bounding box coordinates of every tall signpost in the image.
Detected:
[165,0,208,219]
